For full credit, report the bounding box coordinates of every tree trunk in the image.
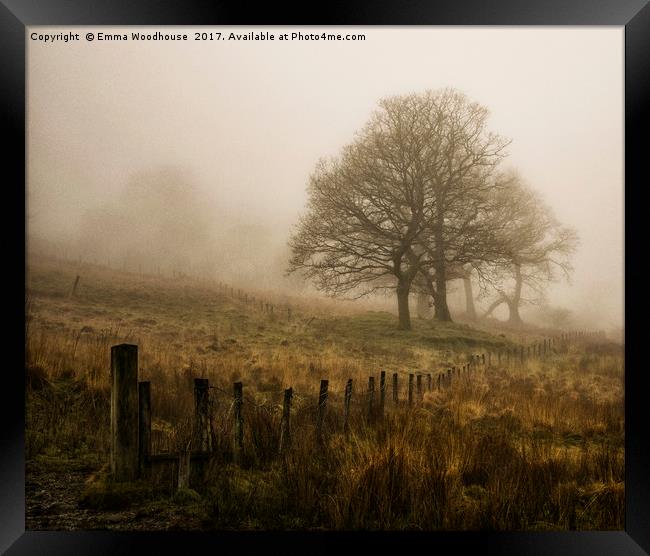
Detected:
[396,280,412,330]
[507,264,524,325]
[416,292,432,319]
[432,215,452,322]
[433,262,452,322]
[463,276,477,321]
[507,300,523,325]
[483,297,506,319]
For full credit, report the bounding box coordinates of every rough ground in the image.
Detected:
[26,459,204,531]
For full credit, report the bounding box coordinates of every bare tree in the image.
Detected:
[410,89,511,322]
[289,88,511,328]
[480,175,579,325]
[288,94,435,329]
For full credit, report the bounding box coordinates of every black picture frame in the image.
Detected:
[3,1,648,554]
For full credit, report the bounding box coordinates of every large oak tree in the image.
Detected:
[289,88,510,329]
[288,93,434,329]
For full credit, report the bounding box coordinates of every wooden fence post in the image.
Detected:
[233,382,243,465]
[194,378,212,452]
[111,344,139,482]
[279,387,293,455]
[392,373,398,404]
[437,373,442,390]
[482,354,486,366]
[427,373,432,392]
[408,373,414,406]
[70,275,80,298]
[367,376,375,420]
[138,381,151,479]
[317,379,328,443]
[379,371,386,418]
[447,368,452,387]
[178,448,190,490]
[344,379,352,435]
[416,374,422,402]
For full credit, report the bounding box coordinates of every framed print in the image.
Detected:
[3,0,649,554]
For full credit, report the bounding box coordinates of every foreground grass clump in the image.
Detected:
[80,470,161,511]
[26,255,624,530]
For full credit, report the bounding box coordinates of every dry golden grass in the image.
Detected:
[26,255,624,530]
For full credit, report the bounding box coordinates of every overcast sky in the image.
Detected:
[27,26,624,328]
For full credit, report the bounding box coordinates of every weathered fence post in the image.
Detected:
[427,373,432,392]
[416,374,423,402]
[279,387,293,455]
[138,381,151,479]
[194,378,212,452]
[233,382,243,464]
[70,275,80,298]
[367,376,375,420]
[437,373,442,390]
[178,448,190,490]
[111,344,139,482]
[344,379,352,435]
[379,371,386,418]
[317,379,328,443]
[392,373,398,404]
[408,373,414,406]
[447,368,452,387]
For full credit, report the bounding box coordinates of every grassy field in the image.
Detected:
[25,255,624,531]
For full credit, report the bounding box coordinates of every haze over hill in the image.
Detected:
[27,27,623,331]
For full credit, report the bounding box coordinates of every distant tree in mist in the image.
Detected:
[479,176,579,326]
[289,88,510,329]
[76,166,218,276]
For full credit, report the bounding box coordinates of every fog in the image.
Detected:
[27,27,623,330]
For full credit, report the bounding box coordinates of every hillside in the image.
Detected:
[25,254,624,531]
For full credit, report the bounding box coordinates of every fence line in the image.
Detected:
[110,328,609,488]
